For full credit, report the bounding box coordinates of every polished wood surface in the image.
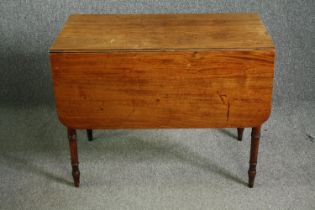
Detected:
[50,13,274,52]
[49,13,275,188]
[50,50,274,129]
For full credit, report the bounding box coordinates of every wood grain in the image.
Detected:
[49,13,275,188]
[50,13,274,52]
[50,50,275,129]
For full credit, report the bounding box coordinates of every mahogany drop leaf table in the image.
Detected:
[49,13,275,188]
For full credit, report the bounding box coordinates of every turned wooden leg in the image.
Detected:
[87,129,93,141]
[237,128,244,141]
[67,128,80,187]
[248,126,261,188]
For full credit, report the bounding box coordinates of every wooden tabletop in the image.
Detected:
[50,13,274,53]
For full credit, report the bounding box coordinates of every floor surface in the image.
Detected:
[0,102,314,210]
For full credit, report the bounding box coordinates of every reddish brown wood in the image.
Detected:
[50,50,274,129]
[237,128,244,141]
[248,126,261,188]
[49,14,275,188]
[67,128,80,187]
[87,129,93,141]
[50,13,274,52]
